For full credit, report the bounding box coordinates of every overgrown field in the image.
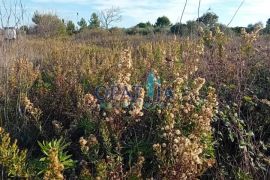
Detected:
[0,27,270,179]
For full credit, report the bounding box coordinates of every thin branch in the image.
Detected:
[1,0,9,27]
[2,0,8,17]
[7,2,12,27]
[0,4,4,28]
[0,0,25,28]
[100,7,121,29]
[173,0,188,35]
[14,0,24,27]
[227,0,245,26]
[12,0,18,26]
[198,0,201,20]
[180,0,188,24]
[20,0,24,21]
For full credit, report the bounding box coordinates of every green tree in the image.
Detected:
[264,18,270,33]
[19,25,29,33]
[170,23,188,36]
[32,11,66,37]
[267,18,270,25]
[88,13,100,29]
[155,16,171,27]
[197,12,218,28]
[77,18,88,30]
[136,21,152,28]
[247,22,263,33]
[66,20,75,35]
[32,11,41,24]
[186,21,203,35]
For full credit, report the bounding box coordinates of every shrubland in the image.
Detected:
[0,25,269,179]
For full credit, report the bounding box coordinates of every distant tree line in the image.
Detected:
[20,8,270,37]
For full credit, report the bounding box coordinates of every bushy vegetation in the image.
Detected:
[1,5,270,178]
[21,10,270,39]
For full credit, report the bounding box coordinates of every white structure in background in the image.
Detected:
[4,27,16,40]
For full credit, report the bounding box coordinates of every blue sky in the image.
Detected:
[18,0,270,28]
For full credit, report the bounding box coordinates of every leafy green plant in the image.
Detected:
[38,138,75,178]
